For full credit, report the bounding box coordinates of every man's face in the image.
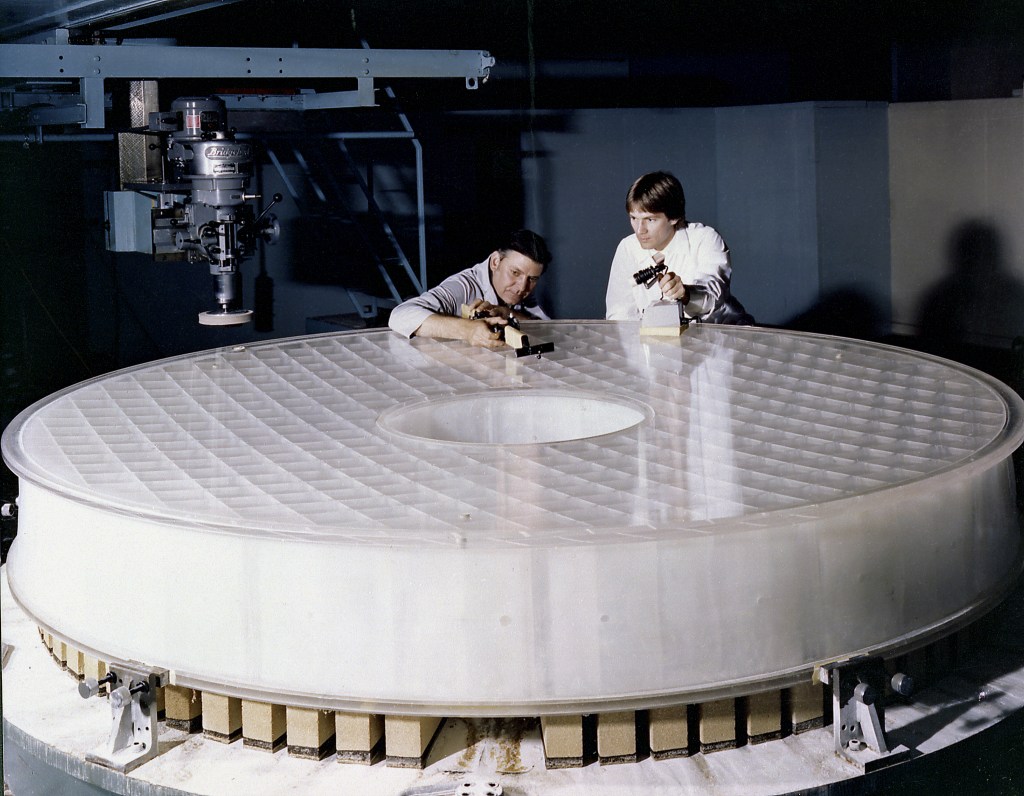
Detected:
[629,208,678,251]
[489,250,544,305]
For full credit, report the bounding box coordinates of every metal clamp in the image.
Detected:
[80,664,169,773]
[819,655,913,772]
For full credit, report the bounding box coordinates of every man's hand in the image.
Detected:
[658,271,689,303]
[466,316,509,349]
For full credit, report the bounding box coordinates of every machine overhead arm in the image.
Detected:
[0,41,495,127]
[0,42,495,80]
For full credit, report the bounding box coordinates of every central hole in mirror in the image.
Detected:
[378,390,648,445]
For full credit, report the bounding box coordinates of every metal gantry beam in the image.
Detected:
[0,43,494,82]
[0,41,494,127]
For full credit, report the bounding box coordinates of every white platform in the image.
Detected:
[2,321,1023,714]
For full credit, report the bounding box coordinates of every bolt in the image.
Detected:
[129,680,149,696]
[890,672,914,697]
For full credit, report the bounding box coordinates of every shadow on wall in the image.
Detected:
[781,287,887,341]
[913,221,1024,515]
[917,220,1024,357]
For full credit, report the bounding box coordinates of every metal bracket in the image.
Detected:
[819,655,914,772]
[457,780,503,796]
[80,664,170,773]
[509,334,555,358]
[410,779,503,796]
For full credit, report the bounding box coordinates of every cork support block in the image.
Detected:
[384,715,443,768]
[242,700,287,752]
[951,631,967,668]
[287,706,336,760]
[640,325,686,337]
[929,636,956,679]
[202,692,242,743]
[906,646,934,689]
[649,705,689,760]
[597,711,638,765]
[504,326,527,350]
[65,645,84,679]
[699,699,737,753]
[164,685,203,733]
[336,712,384,765]
[541,715,584,769]
[789,681,825,734]
[82,657,108,695]
[961,623,984,662]
[747,690,783,744]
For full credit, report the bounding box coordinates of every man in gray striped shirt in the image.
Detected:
[388,229,552,349]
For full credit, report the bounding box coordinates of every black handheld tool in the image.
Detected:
[633,262,667,288]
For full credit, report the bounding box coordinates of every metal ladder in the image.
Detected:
[264,116,428,322]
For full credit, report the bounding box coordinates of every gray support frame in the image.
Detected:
[0,43,494,80]
[0,41,494,127]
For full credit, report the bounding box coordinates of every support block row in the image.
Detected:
[539,684,827,767]
[61,628,996,769]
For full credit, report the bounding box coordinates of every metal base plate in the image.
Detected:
[197,309,253,326]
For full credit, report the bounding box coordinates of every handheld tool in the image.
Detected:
[461,305,554,358]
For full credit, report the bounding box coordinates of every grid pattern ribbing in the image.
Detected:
[7,322,1016,545]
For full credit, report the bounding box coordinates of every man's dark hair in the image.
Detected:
[626,171,687,224]
[500,229,552,268]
